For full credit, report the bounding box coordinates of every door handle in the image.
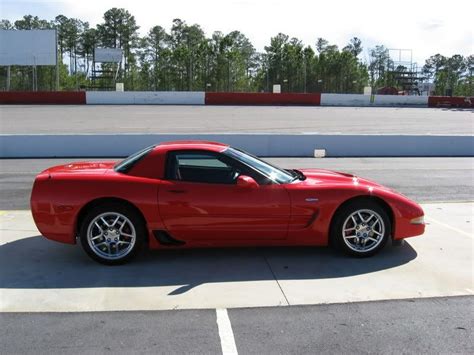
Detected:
[168,189,187,194]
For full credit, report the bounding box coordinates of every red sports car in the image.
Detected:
[31,141,425,264]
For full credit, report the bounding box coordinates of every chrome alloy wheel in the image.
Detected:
[342,209,385,253]
[87,212,136,260]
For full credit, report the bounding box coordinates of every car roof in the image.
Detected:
[126,141,230,179]
[154,140,229,153]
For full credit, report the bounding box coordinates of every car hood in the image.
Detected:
[297,168,385,188]
[42,161,117,175]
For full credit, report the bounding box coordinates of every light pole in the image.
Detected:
[228,56,231,92]
[303,58,307,93]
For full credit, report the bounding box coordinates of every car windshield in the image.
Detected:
[223,147,295,184]
[114,145,154,173]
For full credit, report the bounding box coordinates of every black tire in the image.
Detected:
[330,199,391,257]
[79,202,145,265]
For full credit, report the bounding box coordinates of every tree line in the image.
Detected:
[1,9,472,95]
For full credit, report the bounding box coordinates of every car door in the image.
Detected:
[158,150,291,242]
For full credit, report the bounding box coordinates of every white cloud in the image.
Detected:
[2,0,473,64]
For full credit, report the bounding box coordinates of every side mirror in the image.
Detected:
[236,175,259,188]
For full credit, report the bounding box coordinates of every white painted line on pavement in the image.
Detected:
[426,217,473,239]
[216,308,238,355]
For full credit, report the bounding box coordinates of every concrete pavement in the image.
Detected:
[1,202,472,312]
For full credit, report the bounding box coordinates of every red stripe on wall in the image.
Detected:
[0,92,86,104]
[428,96,474,108]
[205,92,321,106]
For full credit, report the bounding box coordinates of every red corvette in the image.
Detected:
[31,141,425,264]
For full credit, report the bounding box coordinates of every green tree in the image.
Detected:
[343,37,363,57]
[316,38,329,53]
[141,25,169,90]
[168,19,206,91]
[14,15,52,29]
[96,8,139,87]
[79,26,98,76]
[368,45,392,88]
[423,54,472,95]
[258,35,367,93]
[1,10,470,95]
[0,19,14,29]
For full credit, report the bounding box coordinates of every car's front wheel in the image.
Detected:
[79,202,145,265]
[331,200,391,257]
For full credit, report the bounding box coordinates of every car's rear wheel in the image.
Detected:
[79,202,145,265]
[331,200,391,257]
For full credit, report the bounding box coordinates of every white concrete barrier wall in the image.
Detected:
[321,94,371,106]
[80,92,429,106]
[85,91,205,105]
[1,134,472,158]
[321,94,429,107]
[375,95,428,106]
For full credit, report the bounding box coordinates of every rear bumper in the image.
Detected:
[31,174,77,244]
[31,206,77,244]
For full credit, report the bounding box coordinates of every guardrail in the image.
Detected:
[1,134,473,158]
[1,91,472,108]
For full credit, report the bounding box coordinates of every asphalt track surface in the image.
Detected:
[1,297,473,354]
[1,104,473,353]
[1,157,472,210]
[1,105,473,134]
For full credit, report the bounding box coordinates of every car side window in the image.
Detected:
[177,154,229,169]
[166,151,238,185]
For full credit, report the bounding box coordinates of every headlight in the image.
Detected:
[410,216,425,225]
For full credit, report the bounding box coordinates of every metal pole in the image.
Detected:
[32,66,35,91]
[75,49,79,91]
[303,59,307,93]
[227,56,230,92]
[55,29,59,91]
[32,55,37,91]
[34,66,37,91]
[6,66,11,91]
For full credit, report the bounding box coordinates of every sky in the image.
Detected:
[1,0,473,66]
